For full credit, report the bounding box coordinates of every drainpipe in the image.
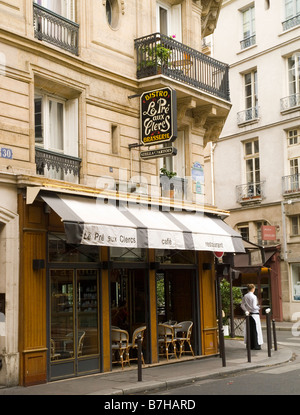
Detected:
[210,142,217,206]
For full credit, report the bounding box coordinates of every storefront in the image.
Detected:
[18,188,244,385]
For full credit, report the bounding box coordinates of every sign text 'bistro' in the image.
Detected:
[140,87,177,146]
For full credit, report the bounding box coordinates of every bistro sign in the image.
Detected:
[140,87,177,146]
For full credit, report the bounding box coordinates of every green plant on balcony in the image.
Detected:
[138,42,172,70]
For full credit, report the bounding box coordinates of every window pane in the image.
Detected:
[77,270,99,356]
[49,100,64,151]
[245,142,252,155]
[34,97,43,144]
[50,269,74,361]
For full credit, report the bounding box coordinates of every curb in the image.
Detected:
[98,348,293,395]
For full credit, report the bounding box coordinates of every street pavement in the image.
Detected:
[0,321,295,396]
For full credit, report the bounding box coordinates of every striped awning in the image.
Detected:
[40,192,245,253]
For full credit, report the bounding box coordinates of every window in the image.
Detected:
[34,0,75,21]
[237,70,258,124]
[289,158,300,190]
[287,128,300,145]
[156,1,182,41]
[288,53,300,97]
[291,215,300,235]
[283,0,300,30]
[290,263,300,300]
[34,89,79,181]
[244,139,261,196]
[241,5,256,49]
[237,225,249,240]
[245,70,258,116]
[105,0,119,28]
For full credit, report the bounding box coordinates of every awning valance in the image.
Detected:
[40,192,245,253]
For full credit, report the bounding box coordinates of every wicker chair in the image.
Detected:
[175,321,194,358]
[128,326,146,364]
[158,323,177,360]
[111,328,130,369]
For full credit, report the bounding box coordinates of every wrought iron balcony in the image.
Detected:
[236,181,264,204]
[280,93,300,112]
[237,106,259,125]
[33,2,79,55]
[35,147,81,181]
[135,33,230,102]
[282,13,300,31]
[282,174,300,195]
[240,34,256,50]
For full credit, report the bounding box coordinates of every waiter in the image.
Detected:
[241,284,263,350]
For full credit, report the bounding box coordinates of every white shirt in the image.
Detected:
[241,291,260,314]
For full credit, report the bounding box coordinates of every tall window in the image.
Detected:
[241,5,256,49]
[156,1,182,41]
[285,0,300,21]
[34,89,79,181]
[245,70,258,118]
[244,139,260,196]
[288,53,300,97]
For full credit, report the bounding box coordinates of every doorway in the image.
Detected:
[110,268,148,362]
[156,269,199,357]
[49,268,101,380]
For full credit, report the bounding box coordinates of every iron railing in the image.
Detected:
[33,2,79,55]
[240,34,256,50]
[135,33,230,102]
[236,181,264,203]
[237,106,259,124]
[35,147,81,180]
[280,93,300,112]
[282,174,300,195]
[282,13,300,31]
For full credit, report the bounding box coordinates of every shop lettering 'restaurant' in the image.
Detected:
[140,87,177,146]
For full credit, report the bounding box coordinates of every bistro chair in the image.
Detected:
[175,321,194,358]
[111,328,130,369]
[128,326,146,364]
[78,331,86,356]
[158,323,177,360]
[50,339,61,360]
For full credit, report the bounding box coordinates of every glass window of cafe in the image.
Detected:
[48,234,101,367]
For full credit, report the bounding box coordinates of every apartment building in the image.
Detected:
[212,0,300,322]
[0,0,245,386]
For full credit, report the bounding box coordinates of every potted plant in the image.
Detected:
[220,278,242,336]
[160,167,177,198]
[138,42,172,74]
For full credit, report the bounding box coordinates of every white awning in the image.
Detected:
[40,192,245,253]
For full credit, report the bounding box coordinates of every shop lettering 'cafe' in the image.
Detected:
[23,87,244,383]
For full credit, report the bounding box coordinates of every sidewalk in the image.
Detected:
[0,321,294,396]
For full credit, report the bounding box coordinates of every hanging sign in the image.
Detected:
[140,87,177,146]
[140,146,177,160]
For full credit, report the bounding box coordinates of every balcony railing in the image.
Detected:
[135,33,230,102]
[35,147,81,180]
[282,174,300,195]
[237,106,259,125]
[236,181,264,204]
[33,2,79,55]
[280,93,300,112]
[240,34,256,50]
[282,13,300,31]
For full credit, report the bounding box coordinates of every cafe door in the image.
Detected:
[49,268,101,380]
